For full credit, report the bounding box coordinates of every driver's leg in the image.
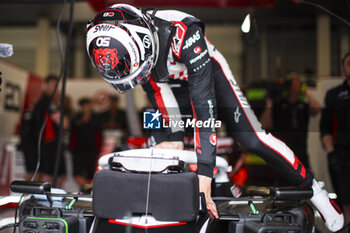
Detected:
[212,57,312,186]
[211,52,344,232]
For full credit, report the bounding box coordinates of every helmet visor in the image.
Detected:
[107,55,153,92]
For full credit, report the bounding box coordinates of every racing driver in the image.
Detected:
[86,4,344,231]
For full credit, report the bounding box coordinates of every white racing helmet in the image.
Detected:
[86,4,158,92]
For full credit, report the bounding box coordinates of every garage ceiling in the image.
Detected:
[0,0,348,26]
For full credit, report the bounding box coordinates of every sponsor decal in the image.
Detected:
[234,106,241,123]
[183,30,201,50]
[229,80,250,107]
[93,24,115,33]
[208,99,216,132]
[143,35,151,49]
[209,133,217,146]
[193,58,210,72]
[194,46,201,54]
[171,22,187,59]
[93,48,119,71]
[129,42,138,62]
[103,12,114,17]
[143,110,162,129]
[95,37,111,47]
[230,184,242,198]
[189,49,208,64]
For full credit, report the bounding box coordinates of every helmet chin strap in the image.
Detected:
[141,7,158,18]
[141,8,160,69]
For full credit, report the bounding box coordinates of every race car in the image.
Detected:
[10,148,317,233]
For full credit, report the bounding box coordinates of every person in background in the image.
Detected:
[63,95,75,151]
[64,96,75,120]
[70,97,102,191]
[19,105,37,181]
[31,75,68,187]
[261,73,321,170]
[320,52,350,228]
[99,95,128,132]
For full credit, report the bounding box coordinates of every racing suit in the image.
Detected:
[142,10,313,186]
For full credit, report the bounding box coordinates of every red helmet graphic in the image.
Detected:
[88,35,133,80]
[93,48,119,71]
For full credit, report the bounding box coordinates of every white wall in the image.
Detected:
[0,59,29,194]
[0,27,65,77]
[206,24,243,84]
